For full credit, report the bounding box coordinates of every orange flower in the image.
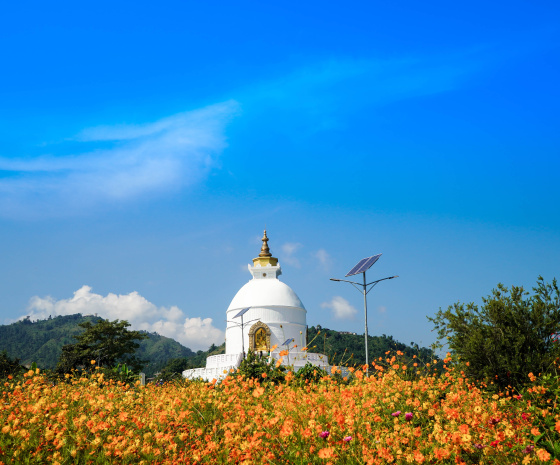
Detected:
[318,447,335,459]
[556,420,560,434]
[433,448,450,460]
[531,427,540,436]
[90,360,96,365]
[536,449,551,462]
[279,350,289,357]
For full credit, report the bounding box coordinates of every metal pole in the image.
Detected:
[363,271,369,374]
[330,273,398,377]
[241,314,245,360]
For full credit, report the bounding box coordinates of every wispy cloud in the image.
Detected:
[321,296,358,320]
[314,248,332,271]
[22,286,224,351]
[0,100,239,218]
[281,242,303,268]
[240,54,475,128]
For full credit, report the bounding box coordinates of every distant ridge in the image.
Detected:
[0,314,204,377]
[0,315,435,376]
[306,325,434,367]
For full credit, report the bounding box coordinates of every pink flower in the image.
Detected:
[405,412,413,421]
[391,411,401,417]
[523,445,534,454]
[319,430,330,439]
[343,436,352,442]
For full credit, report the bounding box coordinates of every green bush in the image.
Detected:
[0,351,23,379]
[233,350,286,384]
[429,276,560,389]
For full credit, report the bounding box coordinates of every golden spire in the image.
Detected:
[252,229,278,267]
[259,230,272,257]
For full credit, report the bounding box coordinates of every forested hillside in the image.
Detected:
[307,325,434,367]
[0,315,435,377]
[0,314,206,376]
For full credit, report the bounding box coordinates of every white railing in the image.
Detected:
[205,353,243,368]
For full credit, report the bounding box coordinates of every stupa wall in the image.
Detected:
[226,305,306,355]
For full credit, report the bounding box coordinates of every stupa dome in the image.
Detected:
[227,279,305,311]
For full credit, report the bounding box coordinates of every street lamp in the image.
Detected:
[227,307,259,360]
[282,338,294,366]
[330,253,398,373]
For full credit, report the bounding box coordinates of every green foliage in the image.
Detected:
[0,350,23,379]
[104,363,138,384]
[233,350,286,384]
[158,357,193,382]
[429,276,560,389]
[0,314,99,369]
[0,314,200,376]
[56,319,148,373]
[306,325,434,368]
[518,367,560,458]
[157,343,227,382]
[293,362,328,384]
[136,332,202,376]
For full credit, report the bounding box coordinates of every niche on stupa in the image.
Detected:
[248,321,271,352]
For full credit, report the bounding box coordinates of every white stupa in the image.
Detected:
[183,230,329,381]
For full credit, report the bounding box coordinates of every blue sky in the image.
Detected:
[0,1,559,351]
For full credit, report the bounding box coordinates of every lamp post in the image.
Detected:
[227,307,259,360]
[226,307,259,360]
[330,254,398,373]
[282,338,294,366]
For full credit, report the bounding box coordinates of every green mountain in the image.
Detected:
[0,314,210,377]
[0,315,434,378]
[307,325,435,367]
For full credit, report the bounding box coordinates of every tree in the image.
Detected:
[159,357,191,380]
[0,350,22,378]
[429,277,560,389]
[56,319,148,373]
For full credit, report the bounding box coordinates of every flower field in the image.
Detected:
[1,354,559,464]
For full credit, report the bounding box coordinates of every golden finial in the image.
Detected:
[259,230,272,257]
[252,229,278,267]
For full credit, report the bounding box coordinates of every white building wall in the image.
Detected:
[225,305,307,355]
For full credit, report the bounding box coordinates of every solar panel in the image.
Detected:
[345,254,382,277]
[282,338,294,346]
[234,307,250,318]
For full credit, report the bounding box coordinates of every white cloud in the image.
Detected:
[314,248,332,270]
[23,285,224,351]
[321,296,358,320]
[0,100,239,218]
[281,242,303,267]
[378,306,387,314]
